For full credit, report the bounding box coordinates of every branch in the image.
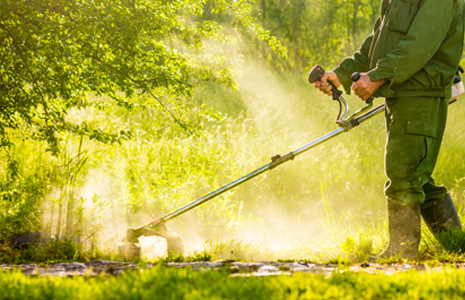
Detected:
[87,54,193,134]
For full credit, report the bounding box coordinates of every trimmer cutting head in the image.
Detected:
[118,218,185,258]
[118,241,142,257]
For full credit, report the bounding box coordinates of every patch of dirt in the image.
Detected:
[1,260,461,277]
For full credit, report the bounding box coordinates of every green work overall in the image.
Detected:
[384,96,448,207]
[333,0,465,207]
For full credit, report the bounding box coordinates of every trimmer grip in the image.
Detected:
[351,72,373,104]
[308,65,342,100]
[308,65,325,84]
[350,72,361,82]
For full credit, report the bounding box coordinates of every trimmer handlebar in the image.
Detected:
[308,65,342,100]
[308,66,374,105]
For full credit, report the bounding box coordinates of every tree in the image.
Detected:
[0,0,286,153]
[240,0,378,73]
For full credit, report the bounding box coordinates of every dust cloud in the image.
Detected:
[45,34,386,260]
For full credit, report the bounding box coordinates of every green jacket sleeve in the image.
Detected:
[333,17,381,94]
[368,0,456,87]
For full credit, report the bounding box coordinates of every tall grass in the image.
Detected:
[1,62,464,262]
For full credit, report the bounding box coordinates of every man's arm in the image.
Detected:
[332,17,382,94]
[368,0,457,87]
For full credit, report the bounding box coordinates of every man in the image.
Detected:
[314,0,464,260]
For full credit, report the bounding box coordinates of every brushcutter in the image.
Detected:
[118,65,464,257]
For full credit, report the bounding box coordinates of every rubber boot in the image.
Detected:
[370,200,421,262]
[421,193,462,236]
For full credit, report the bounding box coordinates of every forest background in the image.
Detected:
[1,0,464,261]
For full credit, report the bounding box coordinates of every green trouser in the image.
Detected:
[384,96,449,208]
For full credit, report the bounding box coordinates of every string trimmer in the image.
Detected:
[118,65,463,257]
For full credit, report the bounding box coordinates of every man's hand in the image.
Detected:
[351,73,388,101]
[313,71,341,96]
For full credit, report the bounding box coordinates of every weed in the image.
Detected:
[190,251,213,262]
[435,228,465,253]
[163,253,186,263]
[324,256,351,266]
[277,259,295,262]
[341,230,376,262]
[278,264,291,271]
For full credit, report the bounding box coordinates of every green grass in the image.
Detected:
[2,265,465,299]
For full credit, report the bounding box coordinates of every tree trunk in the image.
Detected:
[370,0,379,26]
[260,0,267,58]
[261,0,266,27]
[351,0,361,53]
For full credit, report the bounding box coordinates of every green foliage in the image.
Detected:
[19,238,78,263]
[340,231,375,262]
[420,228,465,263]
[324,256,351,266]
[435,229,465,254]
[0,141,51,237]
[45,135,93,239]
[2,0,465,264]
[0,0,286,152]
[0,0,288,253]
[237,0,379,73]
[3,68,465,263]
[163,250,213,263]
[0,238,79,264]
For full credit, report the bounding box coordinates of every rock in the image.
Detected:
[5,232,46,249]
[3,232,84,250]
[0,260,439,277]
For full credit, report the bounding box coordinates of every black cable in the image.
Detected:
[336,99,343,121]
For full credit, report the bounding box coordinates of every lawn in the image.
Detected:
[1,264,465,300]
